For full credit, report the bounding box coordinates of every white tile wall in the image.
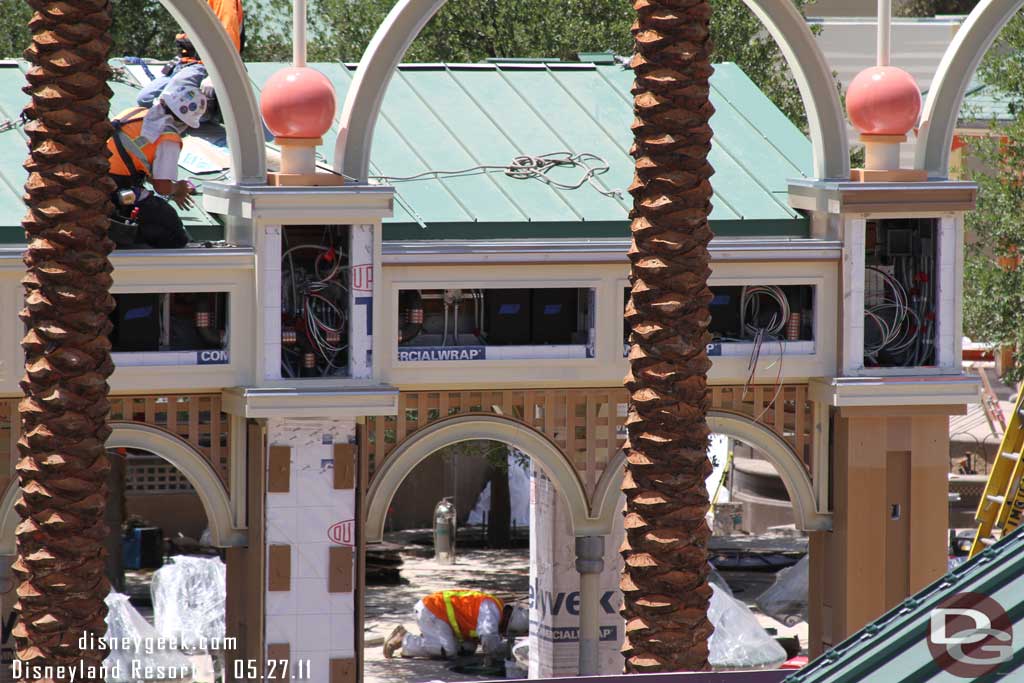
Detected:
[264,417,359,669]
[842,218,867,374]
[936,215,958,369]
[262,226,283,381]
[329,612,356,656]
[266,614,298,644]
[295,544,328,579]
[348,224,374,380]
[292,650,329,682]
[266,507,297,545]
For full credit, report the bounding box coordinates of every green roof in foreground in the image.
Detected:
[0,59,812,243]
[786,527,1024,682]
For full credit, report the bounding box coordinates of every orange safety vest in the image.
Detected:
[107,107,182,179]
[423,591,503,641]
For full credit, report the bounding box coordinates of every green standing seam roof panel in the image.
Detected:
[959,79,1017,124]
[786,526,1024,682]
[0,60,813,243]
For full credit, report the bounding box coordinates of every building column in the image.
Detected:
[810,404,959,654]
[575,535,605,676]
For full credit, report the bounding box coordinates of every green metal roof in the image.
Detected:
[0,60,223,243]
[786,527,1024,682]
[0,59,812,243]
[945,78,1018,125]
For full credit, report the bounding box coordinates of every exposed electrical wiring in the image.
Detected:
[371,152,624,199]
[738,285,788,416]
[281,229,349,377]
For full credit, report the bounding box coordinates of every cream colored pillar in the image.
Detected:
[809,405,961,655]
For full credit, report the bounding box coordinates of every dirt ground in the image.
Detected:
[363,532,807,683]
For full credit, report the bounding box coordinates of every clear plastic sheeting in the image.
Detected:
[708,563,734,598]
[708,584,787,670]
[152,555,227,651]
[755,555,809,627]
[103,592,192,682]
[466,452,531,527]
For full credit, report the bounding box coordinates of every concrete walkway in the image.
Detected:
[364,539,530,683]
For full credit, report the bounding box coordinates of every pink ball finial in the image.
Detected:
[846,66,922,136]
[260,66,336,139]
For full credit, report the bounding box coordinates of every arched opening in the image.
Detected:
[589,411,828,671]
[366,415,593,541]
[365,439,534,681]
[916,0,1024,176]
[0,423,241,673]
[591,410,827,534]
[0,423,240,553]
[362,414,605,680]
[335,0,848,181]
[152,0,266,183]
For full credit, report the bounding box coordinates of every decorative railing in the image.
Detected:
[363,384,814,495]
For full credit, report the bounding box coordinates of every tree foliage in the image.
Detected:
[265,0,815,127]
[962,14,1024,381]
[0,0,813,127]
[894,0,978,17]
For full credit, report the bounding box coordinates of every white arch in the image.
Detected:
[364,414,598,542]
[915,0,1024,177]
[159,0,266,184]
[334,0,848,181]
[590,410,830,535]
[0,423,244,554]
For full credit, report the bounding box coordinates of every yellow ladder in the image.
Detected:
[971,388,1024,557]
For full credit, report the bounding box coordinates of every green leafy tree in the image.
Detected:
[962,14,1024,381]
[895,0,978,17]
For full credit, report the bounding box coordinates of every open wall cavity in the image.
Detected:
[280,225,352,378]
[110,292,228,365]
[623,284,817,356]
[397,288,595,361]
[863,218,937,368]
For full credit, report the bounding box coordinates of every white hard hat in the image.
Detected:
[159,83,207,128]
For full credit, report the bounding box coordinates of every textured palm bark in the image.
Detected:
[15,0,115,677]
[621,0,716,673]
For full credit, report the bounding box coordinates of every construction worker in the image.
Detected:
[107,84,208,249]
[383,590,522,660]
[137,0,243,120]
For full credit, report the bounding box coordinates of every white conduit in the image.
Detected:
[293,0,307,67]
[877,0,891,66]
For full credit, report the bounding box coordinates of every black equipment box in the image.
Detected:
[485,289,531,345]
[111,293,161,352]
[531,289,578,344]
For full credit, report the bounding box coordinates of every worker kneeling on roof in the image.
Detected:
[384,590,526,660]
[107,84,206,249]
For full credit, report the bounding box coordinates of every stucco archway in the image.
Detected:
[334,0,848,180]
[157,0,266,183]
[0,422,244,555]
[915,0,1024,177]
[364,413,599,542]
[589,410,830,535]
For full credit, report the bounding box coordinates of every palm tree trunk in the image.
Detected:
[15,0,115,674]
[622,0,716,672]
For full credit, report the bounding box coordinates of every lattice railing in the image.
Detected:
[364,384,814,495]
[125,454,197,494]
[1,394,231,492]
[709,384,814,472]
[109,394,231,489]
